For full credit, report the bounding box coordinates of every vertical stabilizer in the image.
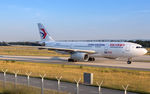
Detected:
[38,23,54,42]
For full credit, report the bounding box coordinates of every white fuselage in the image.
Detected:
[37,23,148,63]
[45,41,147,59]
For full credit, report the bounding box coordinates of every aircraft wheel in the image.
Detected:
[88,57,95,61]
[68,58,77,62]
[127,61,132,64]
[127,58,132,64]
[68,58,73,62]
[92,57,95,61]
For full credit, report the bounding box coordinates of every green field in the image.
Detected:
[147,48,150,55]
[0,60,150,94]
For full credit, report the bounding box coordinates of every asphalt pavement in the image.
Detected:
[0,55,150,71]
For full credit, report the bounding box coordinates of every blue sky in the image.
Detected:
[0,0,150,41]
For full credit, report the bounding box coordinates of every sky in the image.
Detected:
[0,0,150,42]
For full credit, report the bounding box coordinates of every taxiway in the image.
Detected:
[0,55,150,71]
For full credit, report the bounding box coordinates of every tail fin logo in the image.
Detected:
[40,28,47,39]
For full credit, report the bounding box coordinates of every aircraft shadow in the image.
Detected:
[49,57,67,62]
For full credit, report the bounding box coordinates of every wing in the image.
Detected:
[38,46,96,54]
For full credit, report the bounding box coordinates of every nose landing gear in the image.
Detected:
[127,61,132,64]
[127,58,132,64]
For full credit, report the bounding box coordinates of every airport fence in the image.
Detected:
[1,69,129,94]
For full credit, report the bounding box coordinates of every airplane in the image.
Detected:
[37,23,148,64]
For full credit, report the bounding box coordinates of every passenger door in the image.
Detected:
[104,43,109,51]
[125,45,130,51]
[104,43,109,56]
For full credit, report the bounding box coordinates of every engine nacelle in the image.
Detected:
[70,52,89,62]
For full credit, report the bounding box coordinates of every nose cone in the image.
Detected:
[143,48,148,55]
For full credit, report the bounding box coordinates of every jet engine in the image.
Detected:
[70,52,89,62]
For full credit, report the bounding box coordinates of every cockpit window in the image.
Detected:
[136,46,143,48]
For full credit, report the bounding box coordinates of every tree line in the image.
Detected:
[128,40,150,48]
[0,42,41,46]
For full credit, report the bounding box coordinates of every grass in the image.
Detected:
[0,60,150,94]
[146,48,150,55]
[0,81,67,94]
[0,46,68,57]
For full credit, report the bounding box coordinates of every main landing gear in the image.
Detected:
[88,57,95,61]
[127,61,132,64]
[127,58,132,64]
[68,58,77,62]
